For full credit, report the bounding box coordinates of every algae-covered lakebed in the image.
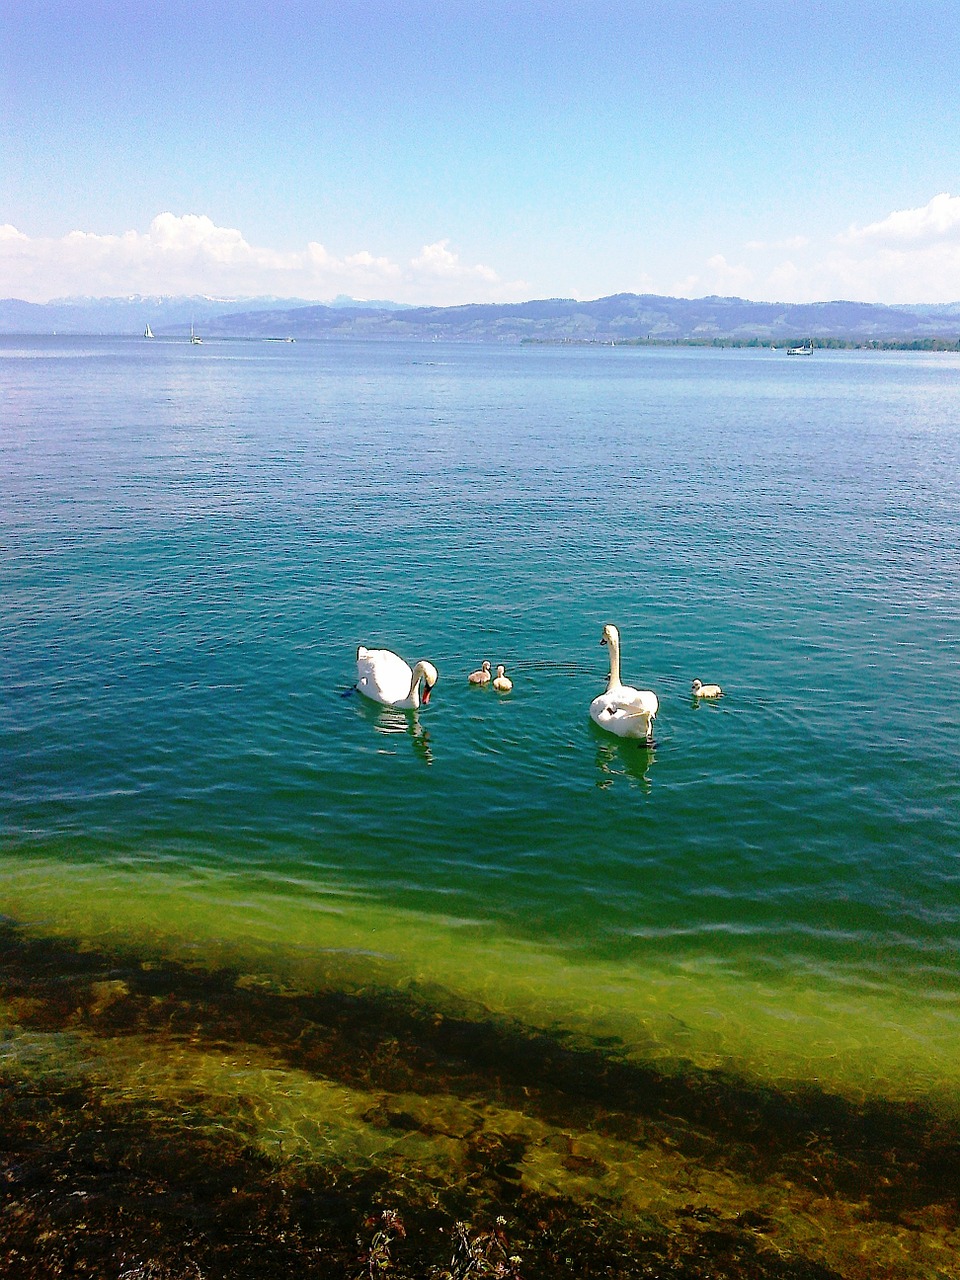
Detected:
[1,914,958,1279]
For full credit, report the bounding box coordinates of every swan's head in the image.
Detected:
[420,661,439,704]
[601,624,620,647]
[691,679,703,693]
[482,661,491,672]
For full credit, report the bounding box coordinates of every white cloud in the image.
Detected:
[841,193,960,246]
[9,198,960,308]
[411,239,500,285]
[705,254,755,294]
[670,273,702,297]
[802,243,960,305]
[794,194,960,302]
[0,213,528,305]
[673,255,754,299]
[697,193,960,304]
[766,260,802,293]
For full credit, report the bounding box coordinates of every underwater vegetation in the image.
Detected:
[0,920,957,1279]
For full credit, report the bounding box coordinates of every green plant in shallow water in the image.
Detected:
[356,1208,407,1277]
[433,1216,523,1280]
[356,1210,523,1280]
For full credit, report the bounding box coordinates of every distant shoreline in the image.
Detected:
[521,335,960,352]
[3,332,959,351]
[5,292,960,345]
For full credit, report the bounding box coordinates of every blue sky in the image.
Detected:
[4,1,960,304]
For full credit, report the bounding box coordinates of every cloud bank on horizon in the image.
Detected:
[0,213,528,307]
[5,195,960,307]
[653,193,960,307]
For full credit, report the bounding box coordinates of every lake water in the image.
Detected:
[2,335,960,1275]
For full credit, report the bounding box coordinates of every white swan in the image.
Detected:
[492,665,512,692]
[691,678,722,698]
[355,646,438,709]
[589,624,659,743]
[468,660,492,685]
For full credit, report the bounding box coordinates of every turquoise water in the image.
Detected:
[3,335,960,1106]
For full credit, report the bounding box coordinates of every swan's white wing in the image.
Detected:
[590,686,658,739]
[356,648,413,705]
[618,685,659,717]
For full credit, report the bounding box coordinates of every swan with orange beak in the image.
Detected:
[356,646,438,709]
[589,624,659,744]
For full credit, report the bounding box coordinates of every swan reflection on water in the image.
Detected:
[593,733,655,793]
[354,697,434,765]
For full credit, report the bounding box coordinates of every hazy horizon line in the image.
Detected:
[6,290,960,311]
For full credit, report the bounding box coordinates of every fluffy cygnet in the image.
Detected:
[691,678,722,698]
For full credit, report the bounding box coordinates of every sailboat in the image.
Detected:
[190,322,202,345]
[144,323,154,339]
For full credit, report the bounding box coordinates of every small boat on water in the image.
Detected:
[787,342,814,355]
[144,323,154,339]
[190,322,202,345]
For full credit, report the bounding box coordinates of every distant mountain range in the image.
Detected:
[0,293,411,335]
[2,292,960,342]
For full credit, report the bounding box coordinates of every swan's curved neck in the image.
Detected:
[606,632,622,690]
[407,661,427,706]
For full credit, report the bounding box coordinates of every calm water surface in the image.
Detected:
[3,336,960,1107]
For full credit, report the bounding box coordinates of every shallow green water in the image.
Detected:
[3,335,960,1107]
